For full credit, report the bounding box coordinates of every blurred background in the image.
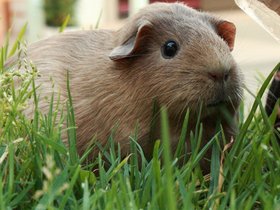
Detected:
[0,0,279,110]
[0,0,240,43]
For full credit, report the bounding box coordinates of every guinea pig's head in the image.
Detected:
[109,3,243,120]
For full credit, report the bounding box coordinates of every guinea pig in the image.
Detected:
[7,2,243,168]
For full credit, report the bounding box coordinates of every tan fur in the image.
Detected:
[6,3,243,169]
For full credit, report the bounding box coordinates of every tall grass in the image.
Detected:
[0,30,280,209]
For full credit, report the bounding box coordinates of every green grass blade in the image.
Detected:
[66,71,78,165]
[152,139,161,185]
[31,77,43,189]
[10,184,33,207]
[129,129,140,189]
[207,137,220,208]
[36,133,67,154]
[8,23,27,58]
[82,180,90,210]
[160,107,177,210]
[175,109,190,159]
[59,165,81,209]
[2,29,10,61]
[192,133,217,168]
[1,47,5,71]
[59,15,70,33]
[0,171,5,209]
[95,10,103,29]
[234,63,280,153]
[7,142,15,201]
[109,155,131,180]
[245,86,273,131]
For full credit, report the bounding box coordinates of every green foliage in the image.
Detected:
[1,29,280,209]
[44,0,77,27]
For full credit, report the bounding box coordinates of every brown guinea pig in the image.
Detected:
[7,3,243,168]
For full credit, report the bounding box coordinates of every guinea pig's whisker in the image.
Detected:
[235,92,243,102]
[177,100,194,126]
[228,96,237,112]
[232,87,243,100]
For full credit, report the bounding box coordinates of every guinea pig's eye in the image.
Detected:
[161,40,178,59]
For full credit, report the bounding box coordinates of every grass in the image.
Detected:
[0,31,280,210]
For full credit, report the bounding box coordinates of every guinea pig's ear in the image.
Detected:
[109,20,152,60]
[216,21,236,51]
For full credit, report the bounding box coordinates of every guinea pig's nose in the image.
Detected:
[208,71,229,82]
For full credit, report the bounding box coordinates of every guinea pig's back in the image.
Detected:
[8,29,115,117]
[28,29,114,82]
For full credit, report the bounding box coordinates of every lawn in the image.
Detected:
[1,29,280,210]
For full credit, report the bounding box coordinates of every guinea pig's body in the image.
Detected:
[7,3,243,167]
